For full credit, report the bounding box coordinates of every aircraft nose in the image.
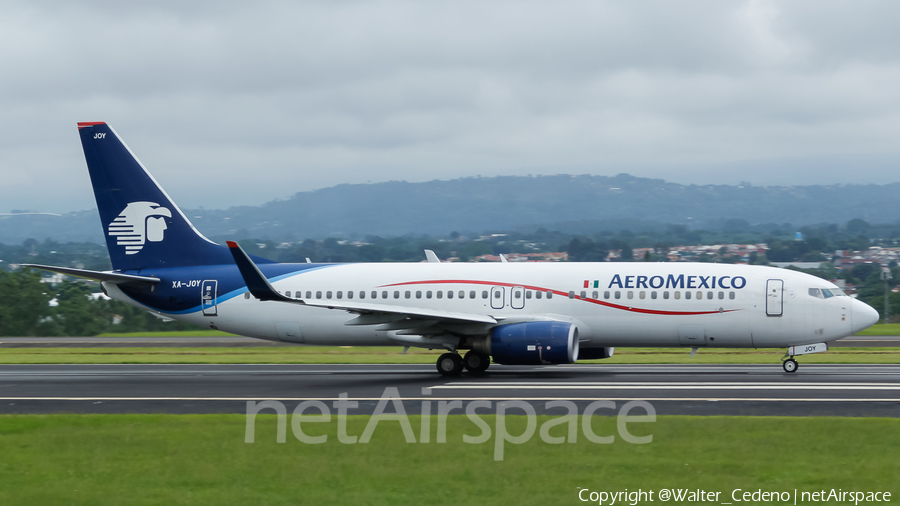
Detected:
[850,298,880,334]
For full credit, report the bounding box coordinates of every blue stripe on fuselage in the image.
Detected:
[118,263,335,314]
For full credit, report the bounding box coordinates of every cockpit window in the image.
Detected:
[810,287,846,299]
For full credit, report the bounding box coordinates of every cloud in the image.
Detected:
[1,0,899,213]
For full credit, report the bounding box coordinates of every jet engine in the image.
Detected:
[489,321,579,365]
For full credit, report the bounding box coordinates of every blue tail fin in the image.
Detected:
[78,122,235,271]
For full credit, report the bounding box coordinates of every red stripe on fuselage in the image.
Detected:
[380,279,739,316]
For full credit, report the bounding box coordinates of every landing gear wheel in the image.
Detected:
[437,353,464,376]
[783,358,798,373]
[463,351,491,373]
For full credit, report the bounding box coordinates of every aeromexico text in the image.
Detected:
[606,274,748,290]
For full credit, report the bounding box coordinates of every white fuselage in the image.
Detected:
[105,261,878,351]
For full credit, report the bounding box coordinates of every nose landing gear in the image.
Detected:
[782,357,798,373]
[781,343,828,373]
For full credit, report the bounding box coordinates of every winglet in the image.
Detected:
[226,241,295,302]
[424,249,441,263]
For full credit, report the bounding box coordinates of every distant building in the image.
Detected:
[770,262,823,270]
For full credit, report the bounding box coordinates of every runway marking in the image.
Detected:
[438,382,900,390]
[2,396,900,402]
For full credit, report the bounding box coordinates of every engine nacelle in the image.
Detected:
[490,321,579,365]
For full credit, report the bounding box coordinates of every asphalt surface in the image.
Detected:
[0,336,290,348]
[1,363,898,417]
[1,335,898,348]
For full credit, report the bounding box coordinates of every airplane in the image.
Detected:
[24,122,880,376]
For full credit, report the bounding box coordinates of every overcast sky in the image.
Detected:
[2,0,900,213]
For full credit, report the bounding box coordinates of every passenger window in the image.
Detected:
[718,291,724,300]
[482,291,489,299]
[580,291,586,299]
[592,291,598,299]
[416,291,422,299]
[685,291,691,299]
[615,291,621,299]
[696,291,702,300]
[627,291,634,299]
[547,291,553,299]
[316,291,322,299]
[729,291,735,300]
[359,291,365,299]
[371,291,377,299]
[383,291,389,299]
[326,291,333,299]
[447,291,453,299]
[663,291,669,299]
[515,291,521,299]
[285,291,291,298]
[394,291,400,299]
[306,291,311,299]
[639,291,646,299]
[674,291,681,300]
[707,291,713,300]
[459,290,465,299]
[426,291,432,299]
[494,291,501,299]
[336,291,342,299]
[651,291,657,299]
[405,291,411,299]
[535,291,542,299]
[604,291,610,299]
[347,291,353,299]
[244,292,250,299]
[568,291,575,299]
[526,291,532,299]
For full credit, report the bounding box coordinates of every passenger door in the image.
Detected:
[766,279,784,317]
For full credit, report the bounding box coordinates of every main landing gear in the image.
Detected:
[782,357,799,373]
[436,351,491,376]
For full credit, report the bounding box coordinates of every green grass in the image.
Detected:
[95,330,239,338]
[1,346,899,364]
[0,415,896,505]
[856,323,900,335]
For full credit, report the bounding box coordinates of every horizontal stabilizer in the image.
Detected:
[21,264,161,284]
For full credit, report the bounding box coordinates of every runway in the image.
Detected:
[1,363,898,417]
[2,335,897,347]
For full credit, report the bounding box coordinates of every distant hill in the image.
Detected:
[2,174,898,244]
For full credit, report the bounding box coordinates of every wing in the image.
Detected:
[225,241,497,329]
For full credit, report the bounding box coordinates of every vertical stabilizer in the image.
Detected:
[78,122,234,271]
